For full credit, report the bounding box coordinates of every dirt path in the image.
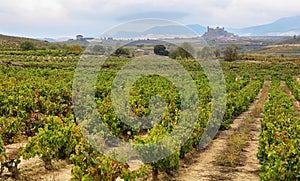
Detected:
[172,81,270,181]
[294,76,300,83]
[1,157,73,181]
[1,141,73,181]
[232,82,270,181]
[2,81,272,181]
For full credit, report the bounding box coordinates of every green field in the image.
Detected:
[0,37,299,180]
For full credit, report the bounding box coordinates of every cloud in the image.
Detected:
[0,0,300,37]
[0,0,67,24]
[203,0,300,27]
[117,11,188,21]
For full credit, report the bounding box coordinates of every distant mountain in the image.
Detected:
[186,24,207,35]
[39,38,57,42]
[38,37,74,42]
[104,24,205,38]
[16,16,299,41]
[56,37,73,42]
[103,16,300,38]
[229,16,300,36]
[106,31,141,38]
[143,25,196,35]
[101,16,300,38]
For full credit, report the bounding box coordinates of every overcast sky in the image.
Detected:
[0,0,299,38]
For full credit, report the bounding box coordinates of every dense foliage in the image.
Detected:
[154,45,169,56]
[0,47,299,180]
[286,76,300,101]
[258,79,300,180]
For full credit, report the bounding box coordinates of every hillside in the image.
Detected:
[280,36,300,44]
[0,34,50,50]
[229,16,300,36]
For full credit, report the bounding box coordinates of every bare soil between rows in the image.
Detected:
[3,82,272,181]
[140,82,270,181]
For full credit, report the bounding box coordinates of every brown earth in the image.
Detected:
[171,81,269,181]
[281,81,300,112]
[1,140,73,181]
[2,82,273,181]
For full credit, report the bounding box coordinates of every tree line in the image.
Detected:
[153,43,240,61]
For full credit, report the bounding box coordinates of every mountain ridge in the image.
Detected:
[228,16,300,36]
[103,16,300,38]
[2,16,300,41]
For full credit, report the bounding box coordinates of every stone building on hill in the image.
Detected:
[202,26,238,41]
[76,35,84,41]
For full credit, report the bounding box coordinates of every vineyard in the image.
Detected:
[258,79,300,180]
[0,42,299,181]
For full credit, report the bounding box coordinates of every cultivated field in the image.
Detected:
[0,37,299,181]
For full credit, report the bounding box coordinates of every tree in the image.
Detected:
[154,45,169,56]
[106,46,113,55]
[197,46,214,59]
[223,44,240,61]
[168,48,179,59]
[169,47,193,59]
[214,49,221,58]
[114,47,130,57]
[61,43,70,50]
[20,41,35,51]
[70,44,83,52]
[137,44,144,48]
[91,45,106,54]
[49,44,58,50]
[180,42,195,56]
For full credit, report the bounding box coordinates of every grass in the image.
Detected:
[252,82,270,118]
[216,82,270,167]
[216,120,250,167]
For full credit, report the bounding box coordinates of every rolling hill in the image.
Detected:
[102,16,300,38]
[229,16,300,36]
[0,34,50,50]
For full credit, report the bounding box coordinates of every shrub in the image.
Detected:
[20,41,35,51]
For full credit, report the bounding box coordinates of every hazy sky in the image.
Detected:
[0,0,299,38]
